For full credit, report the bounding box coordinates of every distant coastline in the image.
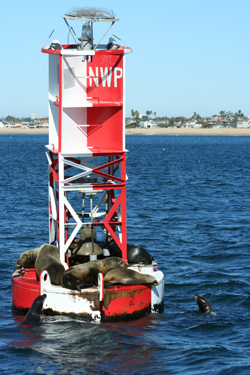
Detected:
[1,127,250,136]
[125,127,250,136]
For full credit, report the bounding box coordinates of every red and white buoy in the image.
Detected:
[12,8,164,322]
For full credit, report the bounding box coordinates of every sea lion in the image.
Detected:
[61,257,127,291]
[104,268,159,286]
[25,294,47,322]
[194,294,214,313]
[35,244,65,285]
[15,246,41,268]
[106,238,154,264]
[127,245,154,264]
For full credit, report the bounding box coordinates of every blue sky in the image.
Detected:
[1,0,249,119]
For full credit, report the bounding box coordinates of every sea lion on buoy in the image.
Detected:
[15,246,41,268]
[127,245,154,264]
[61,257,127,291]
[105,238,154,264]
[25,294,47,323]
[194,294,214,313]
[104,268,159,286]
[35,244,65,285]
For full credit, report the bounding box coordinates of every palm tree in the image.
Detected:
[131,109,135,124]
[134,110,140,126]
[146,110,152,119]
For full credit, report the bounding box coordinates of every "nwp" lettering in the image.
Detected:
[89,67,123,88]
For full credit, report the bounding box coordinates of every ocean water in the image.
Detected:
[1,133,250,374]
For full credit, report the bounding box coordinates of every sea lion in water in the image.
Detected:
[61,257,127,291]
[15,246,41,268]
[25,294,47,322]
[104,268,159,286]
[194,294,214,313]
[35,244,65,285]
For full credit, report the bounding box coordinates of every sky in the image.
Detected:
[0,0,249,119]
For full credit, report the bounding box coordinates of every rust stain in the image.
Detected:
[68,288,101,311]
[101,286,151,322]
[103,288,145,309]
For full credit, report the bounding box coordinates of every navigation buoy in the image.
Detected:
[12,7,164,322]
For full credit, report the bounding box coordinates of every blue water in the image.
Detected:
[1,133,250,374]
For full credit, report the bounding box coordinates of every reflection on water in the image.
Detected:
[9,314,162,374]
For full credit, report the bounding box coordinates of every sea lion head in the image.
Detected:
[25,294,47,322]
[16,247,40,268]
[194,294,213,313]
[101,257,128,274]
[145,275,159,286]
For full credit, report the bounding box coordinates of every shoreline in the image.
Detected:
[0,128,49,134]
[1,127,250,136]
[125,127,250,136]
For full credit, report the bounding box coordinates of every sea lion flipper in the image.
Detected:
[76,281,94,290]
[104,281,117,288]
[89,269,99,286]
[61,273,77,290]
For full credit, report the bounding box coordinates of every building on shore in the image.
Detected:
[237,119,250,128]
[139,114,149,120]
[139,120,157,128]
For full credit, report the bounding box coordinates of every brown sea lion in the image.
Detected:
[25,294,47,323]
[105,237,154,264]
[61,257,127,291]
[15,246,41,268]
[104,268,159,286]
[35,244,65,285]
[194,294,214,313]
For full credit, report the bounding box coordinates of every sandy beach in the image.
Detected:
[0,127,49,134]
[1,127,250,136]
[125,127,250,136]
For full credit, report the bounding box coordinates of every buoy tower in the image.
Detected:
[12,9,164,322]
